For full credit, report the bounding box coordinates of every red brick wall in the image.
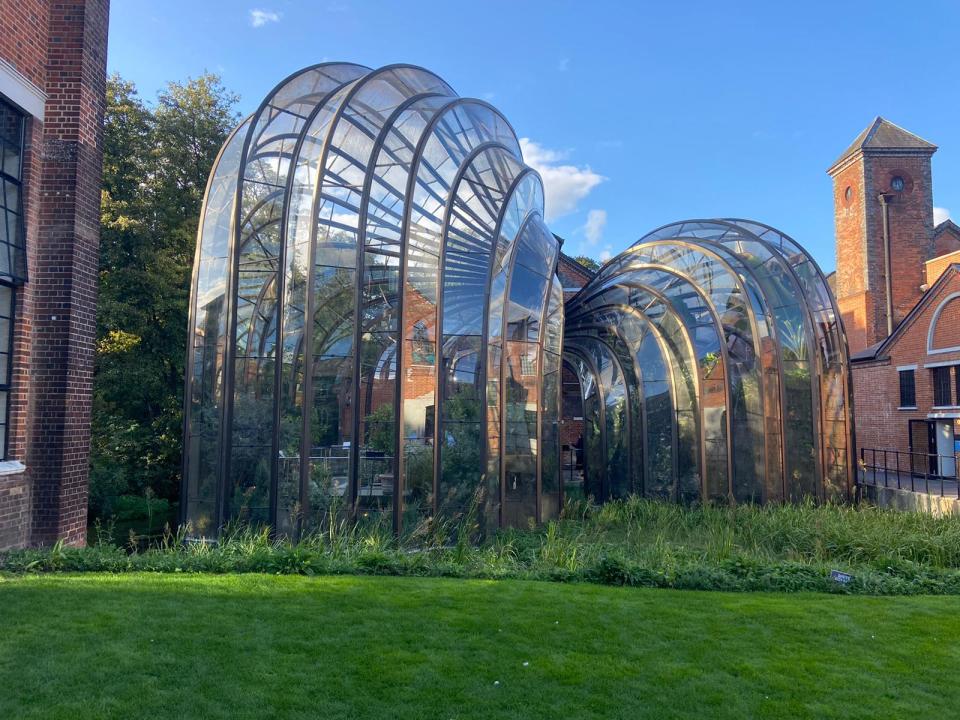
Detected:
[557,253,593,301]
[832,150,936,353]
[0,1,109,549]
[933,222,960,262]
[834,156,874,353]
[851,269,960,455]
[0,1,48,89]
[560,362,583,446]
[926,251,960,286]
[930,292,960,351]
[874,157,936,324]
[934,226,960,259]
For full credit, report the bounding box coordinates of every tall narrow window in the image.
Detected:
[0,96,27,460]
[932,366,954,407]
[898,369,916,408]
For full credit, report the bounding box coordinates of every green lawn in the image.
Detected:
[1,574,958,719]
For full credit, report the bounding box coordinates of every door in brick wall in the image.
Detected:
[909,420,936,476]
[935,421,957,478]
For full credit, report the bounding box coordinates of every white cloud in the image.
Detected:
[519,138,605,222]
[934,207,951,225]
[249,8,281,27]
[584,209,607,246]
[599,245,613,262]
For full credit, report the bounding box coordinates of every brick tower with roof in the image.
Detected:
[827,117,940,354]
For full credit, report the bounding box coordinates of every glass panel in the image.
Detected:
[0,390,7,458]
[399,101,522,530]
[228,65,369,530]
[540,362,561,520]
[484,175,546,528]
[0,98,25,284]
[569,354,603,502]
[560,362,586,502]
[634,330,673,499]
[184,116,252,535]
[503,340,539,526]
[438,334,483,518]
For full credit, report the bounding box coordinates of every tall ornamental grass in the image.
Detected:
[6,497,960,595]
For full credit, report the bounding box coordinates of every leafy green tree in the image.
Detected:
[573,255,600,272]
[90,73,240,519]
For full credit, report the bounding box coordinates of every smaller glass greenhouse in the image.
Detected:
[562,219,855,505]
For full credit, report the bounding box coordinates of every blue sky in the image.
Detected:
[109,0,960,271]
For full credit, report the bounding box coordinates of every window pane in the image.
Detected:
[933,367,953,407]
[899,369,916,407]
[0,390,6,458]
[1,143,20,179]
[0,98,25,284]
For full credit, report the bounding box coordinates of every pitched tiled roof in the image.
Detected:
[934,219,960,239]
[829,117,936,172]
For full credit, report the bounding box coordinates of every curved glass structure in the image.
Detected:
[183,64,855,536]
[182,64,563,535]
[563,219,855,504]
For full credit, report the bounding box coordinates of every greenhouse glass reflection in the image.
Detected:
[182,63,855,538]
[562,219,855,505]
[182,63,563,535]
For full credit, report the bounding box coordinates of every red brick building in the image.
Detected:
[829,118,960,474]
[556,248,595,301]
[0,1,109,549]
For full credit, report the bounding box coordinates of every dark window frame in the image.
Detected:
[932,366,955,408]
[0,282,16,459]
[898,368,916,408]
[0,95,27,284]
[0,95,26,461]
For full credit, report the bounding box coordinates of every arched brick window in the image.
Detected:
[928,292,960,354]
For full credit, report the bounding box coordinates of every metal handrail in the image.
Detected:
[858,447,960,498]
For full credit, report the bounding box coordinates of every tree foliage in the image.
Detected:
[91,73,240,518]
[572,255,600,272]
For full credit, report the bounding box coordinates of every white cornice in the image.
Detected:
[0,58,45,121]
[0,460,25,476]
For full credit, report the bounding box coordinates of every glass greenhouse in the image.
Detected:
[562,220,855,505]
[182,63,563,535]
[182,63,855,538]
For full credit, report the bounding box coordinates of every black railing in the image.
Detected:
[859,447,960,498]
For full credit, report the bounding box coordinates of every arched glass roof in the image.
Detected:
[183,64,562,536]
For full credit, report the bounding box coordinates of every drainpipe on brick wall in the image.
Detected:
[878,192,895,337]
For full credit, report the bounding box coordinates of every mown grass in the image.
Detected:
[6,498,960,594]
[2,573,960,719]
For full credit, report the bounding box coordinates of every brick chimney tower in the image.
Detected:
[828,117,937,354]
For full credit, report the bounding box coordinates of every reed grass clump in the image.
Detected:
[6,497,960,594]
